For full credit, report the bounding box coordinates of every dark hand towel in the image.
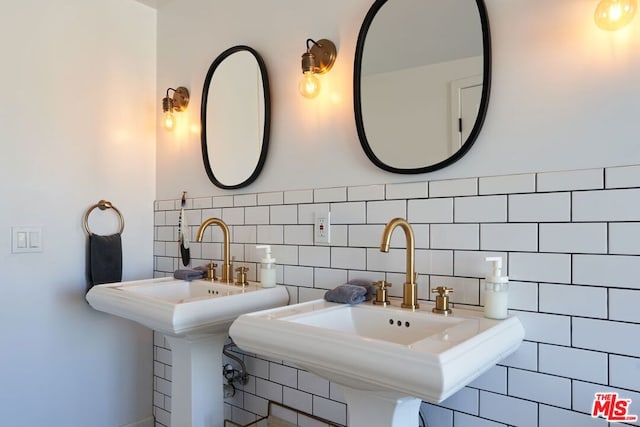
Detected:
[324,284,367,304]
[347,279,376,301]
[174,269,205,281]
[88,233,122,289]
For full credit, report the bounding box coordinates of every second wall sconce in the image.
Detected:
[162,86,190,130]
[299,38,337,99]
[594,0,636,30]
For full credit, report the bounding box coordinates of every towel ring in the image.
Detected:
[84,200,125,236]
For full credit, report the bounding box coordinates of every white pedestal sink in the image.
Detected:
[86,277,289,427]
[342,389,422,427]
[229,299,524,427]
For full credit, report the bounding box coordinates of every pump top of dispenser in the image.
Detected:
[256,245,276,264]
[485,256,508,284]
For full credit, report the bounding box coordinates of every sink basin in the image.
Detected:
[87,277,289,427]
[121,279,246,302]
[86,277,289,337]
[230,299,524,427]
[287,303,469,346]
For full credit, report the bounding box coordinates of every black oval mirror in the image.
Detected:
[354,0,491,174]
[201,46,271,189]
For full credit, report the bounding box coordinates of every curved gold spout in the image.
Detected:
[380,218,419,309]
[196,217,233,283]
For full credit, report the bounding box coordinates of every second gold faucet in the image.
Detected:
[196,217,233,283]
[380,218,419,310]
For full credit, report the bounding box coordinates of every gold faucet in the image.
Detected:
[380,218,419,310]
[196,217,233,283]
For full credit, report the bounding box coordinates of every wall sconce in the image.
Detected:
[298,38,337,99]
[162,86,190,130]
[595,0,637,30]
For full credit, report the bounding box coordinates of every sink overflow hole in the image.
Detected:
[388,319,411,328]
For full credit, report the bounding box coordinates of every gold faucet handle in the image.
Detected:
[207,262,218,281]
[373,280,391,306]
[375,280,392,289]
[432,286,454,296]
[235,266,249,287]
[432,287,454,315]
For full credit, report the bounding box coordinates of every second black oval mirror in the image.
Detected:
[354,0,491,174]
[201,46,270,189]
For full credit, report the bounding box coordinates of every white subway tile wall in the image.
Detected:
[153,166,640,427]
[606,165,640,189]
[429,177,477,198]
[478,173,536,195]
[454,195,507,223]
[468,365,507,394]
[536,168,604,192]
[385,181,428,200]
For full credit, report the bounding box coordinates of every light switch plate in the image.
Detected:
[12,226,43,253]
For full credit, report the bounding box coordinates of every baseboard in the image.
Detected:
[122,416,154,427]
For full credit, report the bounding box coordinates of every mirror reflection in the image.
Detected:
[354,0,491,173]
[201,46,270,189]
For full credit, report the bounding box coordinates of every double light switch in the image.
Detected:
[12,226,43,253]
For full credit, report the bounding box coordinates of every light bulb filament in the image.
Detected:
[299,71,321,99]
[164,111,175,130]
[595,0,637,31]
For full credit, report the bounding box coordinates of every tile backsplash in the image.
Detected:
[153,165,640,427]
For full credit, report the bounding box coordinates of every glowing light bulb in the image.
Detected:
[299,71,321,99]
[163,110,175,130]
[595,0,637,31]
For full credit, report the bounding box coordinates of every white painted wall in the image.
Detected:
[0,1,156,425]
[156,0,640,200]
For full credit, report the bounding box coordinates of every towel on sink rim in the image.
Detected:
[173,268,205,281]
[324,284,368,304]
[346,278,376,300]
[324,279,376,304]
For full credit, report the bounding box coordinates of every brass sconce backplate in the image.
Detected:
[309,39,337,74]
[172,86,190,112]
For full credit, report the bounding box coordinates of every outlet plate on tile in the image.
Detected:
[315,211,331,244]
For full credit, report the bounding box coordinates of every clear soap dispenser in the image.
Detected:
[484,256,509,319]
[256,245,276,288]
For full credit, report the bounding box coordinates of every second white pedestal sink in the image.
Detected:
[230,299,524,427]
[87,277,289,427]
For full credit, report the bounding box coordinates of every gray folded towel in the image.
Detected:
[88,233,122,290]
[173,269,205,281]
[325,284,367,304]
[347,279,376,301]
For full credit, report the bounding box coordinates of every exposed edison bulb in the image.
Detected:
[163,110,175,130]
[299,71,321,99]
[595,0,637,31]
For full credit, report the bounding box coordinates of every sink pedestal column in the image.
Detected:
[342,387,422,427]
[166,333,228,427]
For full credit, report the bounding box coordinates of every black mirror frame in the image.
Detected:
[201,45,271,189]
[353,0,492,174]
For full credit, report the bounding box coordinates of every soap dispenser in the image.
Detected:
[484,256,509,319]
[256,245,276,288]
